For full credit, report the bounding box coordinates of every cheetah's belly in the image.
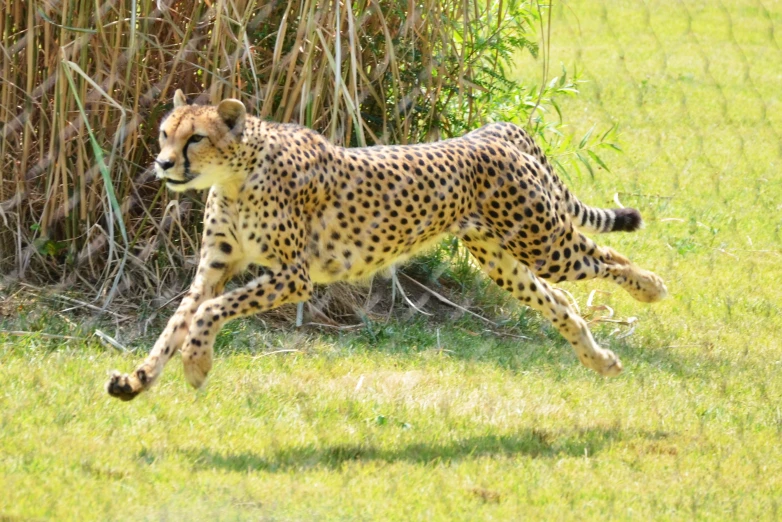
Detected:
[308,233,447,285]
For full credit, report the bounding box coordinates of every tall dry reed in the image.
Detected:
[0,0,541,307]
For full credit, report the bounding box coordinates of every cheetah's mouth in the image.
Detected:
[162,176,193,191]
[164,177,189,186]
[159,170,199,190]
[164,175,199,192]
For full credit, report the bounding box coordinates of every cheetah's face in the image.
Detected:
[155,90,247,192]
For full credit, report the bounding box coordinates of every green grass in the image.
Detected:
[2,0,782,519]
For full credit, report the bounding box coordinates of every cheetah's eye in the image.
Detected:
[161,130,167,139]
[188,134,205,144]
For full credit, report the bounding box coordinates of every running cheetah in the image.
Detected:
[106,90,667,400]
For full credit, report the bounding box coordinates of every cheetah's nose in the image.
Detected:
[156,159,175,171]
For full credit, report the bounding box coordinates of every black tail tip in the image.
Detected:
[612,208,643,232]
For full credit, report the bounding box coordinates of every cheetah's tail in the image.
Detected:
[568,200,643,234]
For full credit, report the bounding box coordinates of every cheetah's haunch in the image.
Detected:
[107,91,666,400]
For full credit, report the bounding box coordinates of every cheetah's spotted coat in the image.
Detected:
[107,90,667,400]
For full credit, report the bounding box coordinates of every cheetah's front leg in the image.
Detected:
[106,188,240,401]
[105,261,235,400]
[181,263,313,389]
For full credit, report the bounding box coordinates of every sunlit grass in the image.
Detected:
[2,0,782,519]
[1,318,780,520]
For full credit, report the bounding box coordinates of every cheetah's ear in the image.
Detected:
[217,98,246,134]
[173,89,187,108]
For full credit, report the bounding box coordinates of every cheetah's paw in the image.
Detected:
[584,348,623,377]
[106,370,146,401]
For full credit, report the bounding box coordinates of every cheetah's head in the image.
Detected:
[155,90,247,192]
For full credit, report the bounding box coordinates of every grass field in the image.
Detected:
[2,0,782,519]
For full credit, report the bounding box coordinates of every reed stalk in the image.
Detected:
[0,0,544,308]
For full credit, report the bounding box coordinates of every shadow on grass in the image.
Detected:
[171,426,672,473]
[1,287,711,380]
[214,312,721,381]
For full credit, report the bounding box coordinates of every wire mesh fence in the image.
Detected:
[534,1,782,360]
[552,0,782,193]
[0,0,779,327]
[1,2,781,517]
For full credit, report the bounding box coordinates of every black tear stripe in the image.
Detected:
[183,142,192,176]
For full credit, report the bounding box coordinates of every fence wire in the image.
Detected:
[0,0,780,327]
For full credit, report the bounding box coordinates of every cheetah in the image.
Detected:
[106,90,667,401]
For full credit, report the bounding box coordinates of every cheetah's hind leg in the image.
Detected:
[530,228,668,304]
[599,247,668,303]
[462,235,623,376]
